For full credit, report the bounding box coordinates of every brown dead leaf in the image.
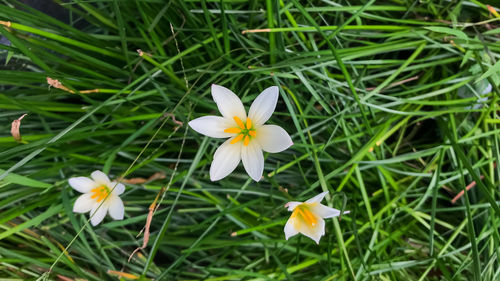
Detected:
[128,187,165,262]
[121,172,166,184]
[47,77,72,92]
[163,113,183,129]
[11,114,27,142]
[47,77,99,94]
[0,20,11,27]
[451,175,484,204]
[56,275,84,281]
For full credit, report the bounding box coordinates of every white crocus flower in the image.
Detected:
[284,191,349,244]
[69,170,125,226]
[188,84,293,182]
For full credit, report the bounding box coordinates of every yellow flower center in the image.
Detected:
[90,186,110,203]
[291,204,317,227]
[224,116,256,146]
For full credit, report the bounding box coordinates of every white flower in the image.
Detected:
[69,170,125,226]
[188,84,293,182]
[284,191,349,244]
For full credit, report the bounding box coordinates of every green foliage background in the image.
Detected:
[0,0,499,280]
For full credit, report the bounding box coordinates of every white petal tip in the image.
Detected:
[277,141,293,152]
[311,235,323,244]
[90,215,105,226]
[68,178,78,188]
[284,201,301,211]
[210,174,222,182]
[251,175,262,182]
[209,166,226,182]
[305,191,330,204]
[210,170,224,181]
[285,232,300,241]
[211,169,228,181]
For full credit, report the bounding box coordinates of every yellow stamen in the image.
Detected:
[301,208,317,226]
[90,186,109,203]
[246,118,252,129]
[98,192,107,202]
[224,127,241,134]
[233,116,245,129]
[291,204,317,227]
[230,134,244,144]
[229,116,256,145]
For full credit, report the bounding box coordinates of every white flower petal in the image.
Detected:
[210,138,242,181]
[68,177,97,193]
[241,140,264,182]
[305,191,329,204]
[108,196,124,220]
[91,170,111,186]
[284,217,299,240]
[248,86,279,126]
[211,84,246,120]
[73,193,94,213]
[256,125,293,153]
[310,203,341,218]
[110,181,125,195]
[284,202,301,211]
[90,203,108,226]
[188,116,234,138]
[295,215,325,244]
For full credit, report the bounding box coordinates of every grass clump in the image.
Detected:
[0,0,499,280]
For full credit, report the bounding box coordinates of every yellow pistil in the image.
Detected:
[291,204,317,227]
[227,116,256,146]
[90,186,110,203]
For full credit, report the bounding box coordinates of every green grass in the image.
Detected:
[0,0,499,280]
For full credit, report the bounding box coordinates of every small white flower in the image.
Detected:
[188,84,293,182]
[284,191,349,244]
[69,170,125,226]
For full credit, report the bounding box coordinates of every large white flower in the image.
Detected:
[188,84,293,182]
[284,191,349,244]
[69,170,125,226]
